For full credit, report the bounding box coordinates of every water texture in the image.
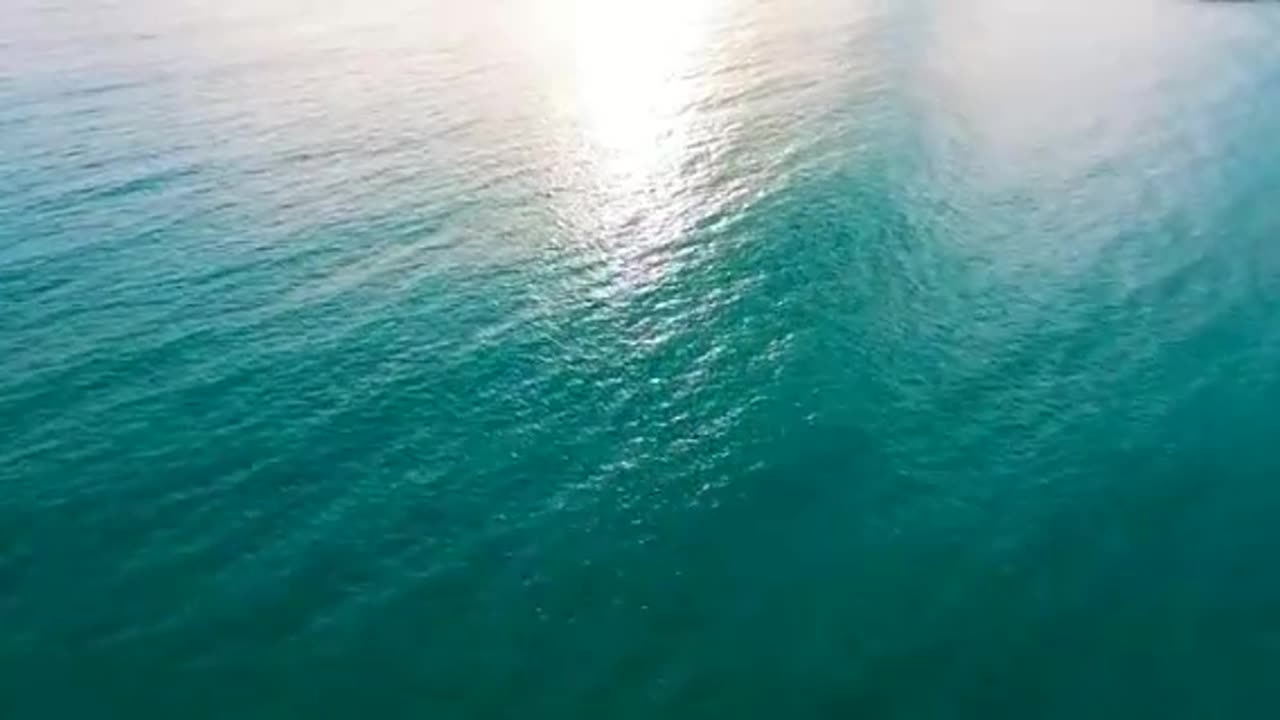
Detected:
[3,0,1280,717]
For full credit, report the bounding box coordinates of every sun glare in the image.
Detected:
[560,0,725,188]
[515,0,734,294]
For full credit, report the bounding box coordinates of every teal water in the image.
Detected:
[4,0,1280,716]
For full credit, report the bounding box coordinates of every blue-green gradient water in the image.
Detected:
[4,0,1280,716]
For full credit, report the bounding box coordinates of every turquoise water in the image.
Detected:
[4,0,1280,716]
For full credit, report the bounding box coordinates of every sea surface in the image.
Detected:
[3,0,1280,717]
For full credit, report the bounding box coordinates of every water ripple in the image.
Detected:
[4,0,1280,717]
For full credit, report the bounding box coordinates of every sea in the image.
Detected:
[3,0,1280,717]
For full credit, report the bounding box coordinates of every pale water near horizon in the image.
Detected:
[4,0,1280,717]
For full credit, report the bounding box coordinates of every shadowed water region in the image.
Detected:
[3,0,1280,717]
